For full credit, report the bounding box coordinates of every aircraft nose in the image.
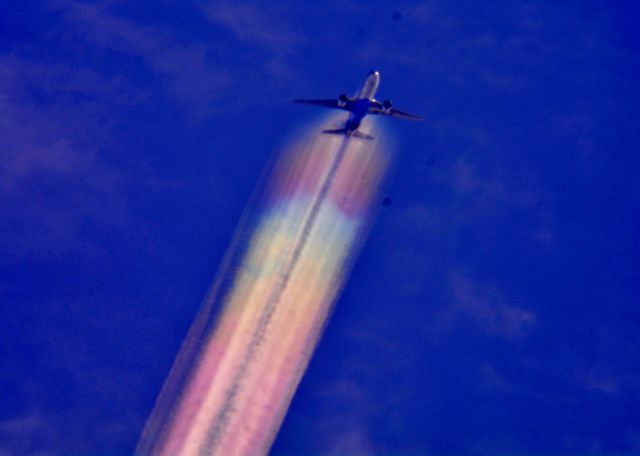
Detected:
[368,70,380,76]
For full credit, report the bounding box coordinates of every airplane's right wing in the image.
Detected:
[369,101,423,121]
[294,99,353,112]
[385,108,423,121]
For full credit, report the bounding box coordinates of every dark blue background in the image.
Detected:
[2,1,640,454]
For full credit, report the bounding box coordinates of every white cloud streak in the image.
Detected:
[0,56,126,258]
[51,0,230,107]
[449,272,536,339]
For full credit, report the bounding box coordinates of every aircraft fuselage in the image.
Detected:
[345,70,380,133]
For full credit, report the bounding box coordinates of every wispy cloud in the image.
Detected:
[478,363,513,393]
[322,426,374,456]
[0,412,52,456]
[0,56,127,258]
[447,272,536,338]
[443,151,556,248]
[0,405,142,455]
[570,328,640,395]
[358,0,614,90]
[200,1,304,86]
[202,2,300,53]
[315,379,375,456]
[574,366,620,394]
[51,0,230,109]
[50,0,307,113]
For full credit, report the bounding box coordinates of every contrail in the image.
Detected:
[201,137,349,452]
[136,115,391,455]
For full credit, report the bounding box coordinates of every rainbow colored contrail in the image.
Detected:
[136,116,391,455]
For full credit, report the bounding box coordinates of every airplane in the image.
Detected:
[294,70,422,140]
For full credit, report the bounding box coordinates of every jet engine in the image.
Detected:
[337,94,349,108]
[382,99,393,114]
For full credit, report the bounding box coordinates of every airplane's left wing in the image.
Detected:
[369,101,423,121]
[294,99,353,112]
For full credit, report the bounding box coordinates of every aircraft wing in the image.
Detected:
[369,101,423,121]
[294,99,353,112]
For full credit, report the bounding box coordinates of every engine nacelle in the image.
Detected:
[382,99,393,114]
[338,94,349,108]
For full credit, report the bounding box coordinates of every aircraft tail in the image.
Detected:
[321,128,374,140]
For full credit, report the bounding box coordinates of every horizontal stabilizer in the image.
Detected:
[352,130,374,140]
[322,128,348,135]
[322,128,374,140]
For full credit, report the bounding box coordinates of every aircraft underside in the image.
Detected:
[295,70,422,140]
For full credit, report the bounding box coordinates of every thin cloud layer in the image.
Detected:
[52,0,230,108]
[0,56,126,258]
[202,2,300,53]
[449,272,536,339]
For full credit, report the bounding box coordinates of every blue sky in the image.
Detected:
[2,1,640,454]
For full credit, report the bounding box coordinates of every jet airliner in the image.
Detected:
[294,70,422,139]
